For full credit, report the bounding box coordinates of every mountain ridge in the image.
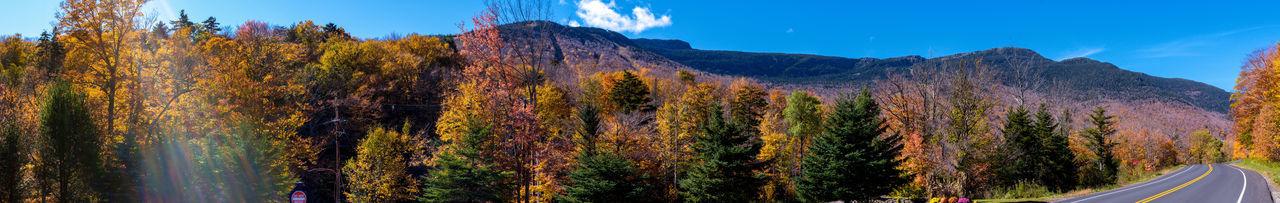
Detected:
[631,39,1230,113]
[492,21,1229,113]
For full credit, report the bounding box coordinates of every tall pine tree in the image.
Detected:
[170,10,195,31]
[1082,106,1119,186]
[35,29,64,79]
[202,17,221,34]
[420,119,513,202]
[998,104,1079,191]
[679,104,767,202]
[1034,105,1077,191]
[795,88,907,202]
[558,105,648,202]
[1000,106,1039,184]
[0,121,25,202]
[37,81,110,202]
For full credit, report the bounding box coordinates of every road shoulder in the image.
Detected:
[1048,165,1192,202]
[1232,159,1280,203]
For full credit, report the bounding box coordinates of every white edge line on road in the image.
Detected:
[1068,165,1196,203]
[1231,165,1248,203]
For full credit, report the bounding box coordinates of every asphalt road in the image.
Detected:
[1058,163,1273,203]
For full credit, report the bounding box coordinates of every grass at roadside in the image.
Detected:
[975,165,1185,203]
[1115,165,1186,189]
[1233,158,1280,187]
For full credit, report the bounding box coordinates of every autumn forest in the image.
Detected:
[0,0,1273,203]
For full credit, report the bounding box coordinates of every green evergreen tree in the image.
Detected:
[999,104,1080,191]
[170,10,195,31]
[558,105,648,203]
[608,71,651,113]
[37,81,110,202]
[152,22,169,39]
[225,120,296,201]
[999,106,1038,184]
[795,88,907,202]
[202,17,221,34]
[679,104,767,202]
[35,28,64,79]
[0,121,26,202]
[1082,106,1119,185]
[420,119,513,202]
[322,22,351,41]
[1035,105,1077,191]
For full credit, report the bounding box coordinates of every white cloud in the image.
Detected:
[569,20,581,27]
[574,0,671,33]
[1060,47,1105,60]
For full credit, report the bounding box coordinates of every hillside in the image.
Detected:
[633,39,1230,113]
[493,21,691,75]
[488,21,1232,141]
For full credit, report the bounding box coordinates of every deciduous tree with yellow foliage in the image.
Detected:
[344,123,422,202]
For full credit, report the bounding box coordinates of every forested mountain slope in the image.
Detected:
[632,39,1230,113]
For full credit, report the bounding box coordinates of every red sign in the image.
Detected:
[291,191,306,203]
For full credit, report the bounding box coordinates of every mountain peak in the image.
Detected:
[1060,57,1102,64]
[991,47,1039,55]
[938,47,1047,61]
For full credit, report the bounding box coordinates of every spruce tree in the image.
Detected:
[558,105,648,203]
[35,29,64,79]
[0,122,26,202]
[1083,106,1119,185]
[998,104,1079,191]
[420,120,512,202]
[171,10,196,31]
[37,81,109,202]
[202,17,221,34]
[1000,106,1038,184]
[679,104,767,202]
[795,88,906,202]
[1035,105,1077,191]
[152,22,169,39]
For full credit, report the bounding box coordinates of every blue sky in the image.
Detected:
[3,0,1278,90]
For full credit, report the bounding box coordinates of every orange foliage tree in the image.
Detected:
[1232,44,1280,161]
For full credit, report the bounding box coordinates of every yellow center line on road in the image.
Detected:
[1136,164,1213,203]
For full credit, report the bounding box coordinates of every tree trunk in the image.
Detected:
[107,71,116,137]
